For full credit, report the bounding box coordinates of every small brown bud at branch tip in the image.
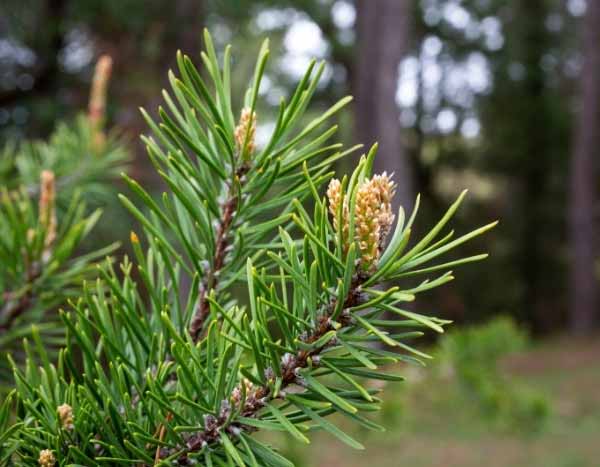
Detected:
[57,403,74,430]
[38,449,56,467]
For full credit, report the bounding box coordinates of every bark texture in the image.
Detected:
[569,0,600,333]
[355,0,414,213]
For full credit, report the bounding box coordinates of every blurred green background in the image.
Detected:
[1,0,599,465]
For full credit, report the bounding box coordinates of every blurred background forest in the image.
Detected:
[1,0,599,465]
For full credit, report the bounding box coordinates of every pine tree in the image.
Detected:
[0,56,128,391]
[1,32,496,466]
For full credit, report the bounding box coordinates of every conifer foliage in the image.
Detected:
[0,56,127,393]
[1,32,496,466]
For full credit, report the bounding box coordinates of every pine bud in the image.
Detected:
[57,403,74,430]
[281,352,296,371]
[327,178,349,251]
[89,55,113,128]
[219,399,232,419]
[243,378,254,393]
[234,107,257,160]
[264,367,275,382]
[39,170,56,252]
[355,179,381,270]
[354,173,396,271]
[327,178,342,219]
[231,386,241,404]
[370,172,396,241]
[38,449,56,467]
[203,414,218,432]
[231,378,254,405]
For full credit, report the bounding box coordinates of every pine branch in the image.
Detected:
[172,272,366,461]
[0,54,127,391]
[0,267,41,332]
[1,54,126,199]
[3,32,496,467]
[0,293,32,333]
[190,163,250,341]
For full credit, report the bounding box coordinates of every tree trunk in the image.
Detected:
[518,0,551,332]
[354,0,413,213]
[569,0,600,334]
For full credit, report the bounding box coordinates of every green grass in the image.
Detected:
[275,336,600,467]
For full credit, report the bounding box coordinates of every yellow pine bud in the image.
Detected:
[89,54,113,148]
[370,172,396,241]
[38,449,56,467]
[89,55,113,126]
[354,178,381,270]
[234,107,257,159]
[353,172,397,271]
[327,178,341,220]
[327,178,349,252]
[39,170,56,251]
[57,403,74,430]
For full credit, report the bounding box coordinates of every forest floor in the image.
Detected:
[274,336,600,467]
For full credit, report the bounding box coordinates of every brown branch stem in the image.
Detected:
[169,273,367,463]
[0,292,33,332]
[189,164,250,342]
[0,263,42,332]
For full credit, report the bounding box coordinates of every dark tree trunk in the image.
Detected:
[159,0,204,69]
[512,0,553,332]
[568,0,600,334]
[355,0,414,213]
